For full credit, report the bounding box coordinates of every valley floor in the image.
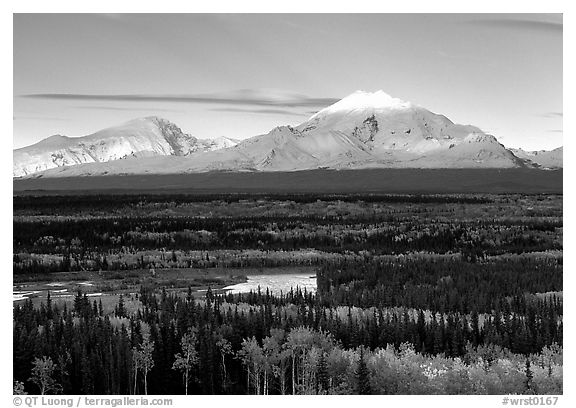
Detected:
[14,168,563,195]
[13,191,563,395]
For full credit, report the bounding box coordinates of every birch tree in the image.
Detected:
[172,329,199,395]
[29,356,61,395]
[237,337,264,394]
[133,339,155,395]
[216,337,232,391]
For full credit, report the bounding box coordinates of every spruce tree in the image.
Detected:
[355,348,371,395]
[116,295,126,318]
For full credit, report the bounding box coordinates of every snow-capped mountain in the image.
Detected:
[202,136,240,151]
[510,147,563,169]
[13,117,238,177]
[124,90,526,172]
[17,91,561,178]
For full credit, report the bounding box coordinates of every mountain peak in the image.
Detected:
[310,90,412,120]
[43,134,69,142]
[142,115,170,123]
[345,90,411,108]
[14,116,233,177]
[127,116,174,126]
[29,134,71,149]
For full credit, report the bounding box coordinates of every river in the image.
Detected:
[222,273,317,295]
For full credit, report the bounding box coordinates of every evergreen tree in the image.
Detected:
[116,295,126,318]
[355,348,371,395]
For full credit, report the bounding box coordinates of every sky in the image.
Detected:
[13,13,563,150]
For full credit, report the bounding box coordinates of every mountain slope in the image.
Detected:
[13,117,237,177]
[510,147,563,169]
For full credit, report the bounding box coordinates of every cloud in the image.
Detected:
[13,116,67,122]
[540,112,563,118]
[466,16,562,33]
[74,106,181,112]
[210,107,307,117]
[20,89,339,109]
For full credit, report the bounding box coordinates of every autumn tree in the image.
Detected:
[269,328,291,395]
[172,329,199,395]
[13,381,27,395]
[133,339,155,395]
[216,337,232,391]
[237,337,264,394]
[29,356,61,395]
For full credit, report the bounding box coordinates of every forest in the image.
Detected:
[13,193,563,395]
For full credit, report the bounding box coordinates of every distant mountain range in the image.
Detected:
[13,91,562,178]
[510,147,563,169]
[13,117,239,177]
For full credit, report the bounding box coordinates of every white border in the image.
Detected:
[3,2,573,407]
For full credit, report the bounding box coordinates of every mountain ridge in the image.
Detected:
[14,91,562,178]
[510,147,563,169]
[13,116,239,177]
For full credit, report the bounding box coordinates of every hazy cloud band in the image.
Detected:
[466,17,562,33]
[210,107,307,116]
[20,93,339,109]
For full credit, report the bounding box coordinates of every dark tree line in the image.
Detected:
[14,193,494,215]
[316,257,563,313]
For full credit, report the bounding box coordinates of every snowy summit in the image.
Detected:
[310,90,412,120]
